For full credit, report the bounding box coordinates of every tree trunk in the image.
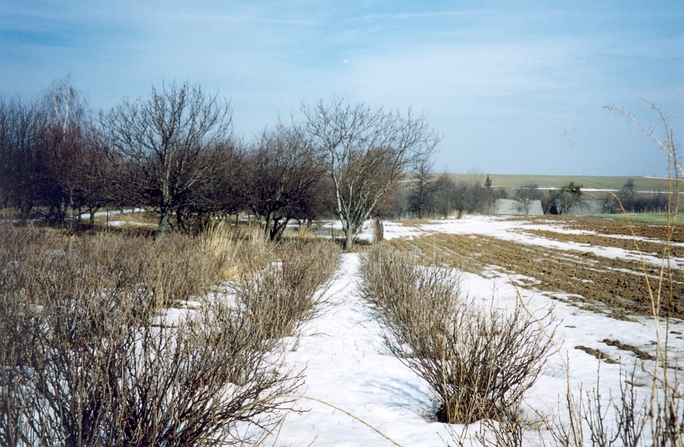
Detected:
[344,228,354,250]
[157,211,169,236]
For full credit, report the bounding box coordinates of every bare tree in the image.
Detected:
[38,79,104,224]
[242,123,326,241]
[169,140,245,232]
[514,183,542,215]
[545,182,584,214]
[407,156,435,219]
[0,81,112,226]
[0,97,46,219]
[302,99,440,249]
[602,179,670,214]
[455,170,501,216]
[102,82,233,235]
[431,173,458,218]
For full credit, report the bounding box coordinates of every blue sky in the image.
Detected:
[1,1,682,176]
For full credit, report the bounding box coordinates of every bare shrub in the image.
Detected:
[446,414,528,447]
[234,240,341,344]
[360,246,458,351]
[360,246,556,424]
[0,226,302,446]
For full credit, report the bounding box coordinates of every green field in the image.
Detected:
[449,173,677,192]
[591,213,683,226]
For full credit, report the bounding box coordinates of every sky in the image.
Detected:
[1,1,682,176]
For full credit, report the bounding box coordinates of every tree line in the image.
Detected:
[0,80,444,248]
[3,80,660,247]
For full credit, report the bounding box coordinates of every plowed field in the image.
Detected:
[388,216,684,320]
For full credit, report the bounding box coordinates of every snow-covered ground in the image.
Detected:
[262,217,684,446]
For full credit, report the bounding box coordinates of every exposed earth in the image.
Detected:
[387,215,684,321]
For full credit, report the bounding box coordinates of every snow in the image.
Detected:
[257,216,684,446]
[384,215,682,268]
[78,208,145,219]
[268,254,453,446]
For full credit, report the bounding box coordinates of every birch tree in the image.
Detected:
[303,99,440,249]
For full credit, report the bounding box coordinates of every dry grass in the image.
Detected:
[234,240,341,344]
[202,220,275,282]
[0,225,342,446]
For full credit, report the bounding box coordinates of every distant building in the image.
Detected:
[494,199,543,216]
[565,200,603,215]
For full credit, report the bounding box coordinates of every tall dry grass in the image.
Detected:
[201,219,276,282]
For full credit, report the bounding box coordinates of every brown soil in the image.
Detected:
[517,215,684,259]
[575,346,619,364]
[601,338,656,361]
[389,216,684,320]
[518,229,684,259]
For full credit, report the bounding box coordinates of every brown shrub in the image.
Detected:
[0,225,303,447]
[360,246,556,424]
[234,240,341,344]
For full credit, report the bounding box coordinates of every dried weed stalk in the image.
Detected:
[544,103,684,447]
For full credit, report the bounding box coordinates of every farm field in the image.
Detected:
[387,216,684,319]
[266,215,684,446]
[450,173,677,192]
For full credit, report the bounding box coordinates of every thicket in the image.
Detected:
[0,224,340,446]
[601,179,670,214]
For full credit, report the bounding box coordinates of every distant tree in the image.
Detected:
[452,181,471,218]
[77,132,117,225]
[0,97,46,219]
[513,184,542,215]
[481,175,505,214]
[484,174,493,189]
[545,182,584,214]
[602,179,670,214]
[38,79,104,224]
[446,174,495,217]
[303,99,440,249]
[0,79,99,225]
[170,140,245,232]
[432,173,458,218]
[466,182,487,214]
[407,157,435,219]
[102,82,233,235]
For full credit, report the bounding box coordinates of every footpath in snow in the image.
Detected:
[269,253,454,446]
